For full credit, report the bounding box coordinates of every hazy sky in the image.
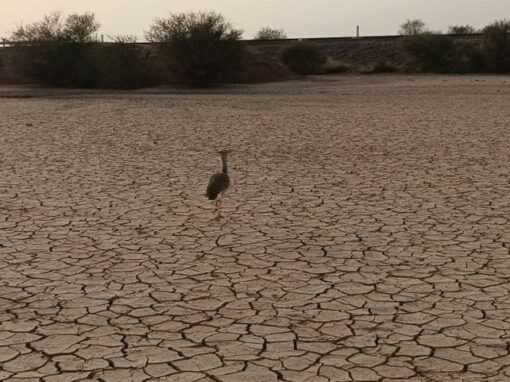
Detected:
[2,0,508,40]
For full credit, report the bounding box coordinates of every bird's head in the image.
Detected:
[217,149,233,156]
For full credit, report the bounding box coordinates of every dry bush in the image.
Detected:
[401,33,466,73]
[9,12,100,87]
[146,11,246,86]
[280,41,326,75]
[11,11,99,42]
[400,19,510,73]
[448,25,478,34]
[94,37,153,89]
[8,13,152,88]
[482,20,510,73]
[255,27,287,40]
[399,19,427,36]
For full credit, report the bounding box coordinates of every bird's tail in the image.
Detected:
[207,193,218,201]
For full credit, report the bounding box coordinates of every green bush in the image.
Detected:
[319,59,350,74]
[94,37,152,89]
[17,41,152,89]
[482,20,510,73]
[360,61,398,74]
[400,33,457,72]
[280,41,326,75]
[451,41,484,73]
[399,19,510,74]
[30,42,97,87]
[146,11,246,86]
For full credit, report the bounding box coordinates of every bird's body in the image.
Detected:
[207,172,230,200]
[206,149,231,220]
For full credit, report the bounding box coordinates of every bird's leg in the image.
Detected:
[218,193,223,210]
[215,193,223,221]
[211,199,219,221]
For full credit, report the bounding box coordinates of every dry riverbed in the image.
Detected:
[1,75,510,381]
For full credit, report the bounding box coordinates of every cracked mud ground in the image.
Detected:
[0,75,510,382]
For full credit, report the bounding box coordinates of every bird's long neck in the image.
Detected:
[221,154,228,173]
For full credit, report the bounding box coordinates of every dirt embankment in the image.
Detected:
[246,34,483,67]
[0,35,483,84]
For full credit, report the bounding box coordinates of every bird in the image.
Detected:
[206,149,232,221]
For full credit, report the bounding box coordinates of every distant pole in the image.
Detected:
[356,25,360,38]
[101,34,104,43]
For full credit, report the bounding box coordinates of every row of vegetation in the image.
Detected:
[2,12,510,88]
[281,19,510,76]
[8,12,246,88]
[4,12,295,88]
[398,19,480,36]
[5,11,304,88]
[398,19,510,73]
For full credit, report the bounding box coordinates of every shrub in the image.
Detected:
[35,41,153,89]
[94,36,152,89]
[146,11,245,86]
[319,59,350,74]
[399,19,427,36]
[11,12,63,42]
[28,42,98,87]
[255,27,287,40]
[482,20,510,73]
[62,13,100,42]
[400,30,488,74]
[9,13,153,88]
[11,11,99,42]
[448,25,477,35]
[360,61,398,74]
[400,33,457,72]
[10,12,100,87]
[280,41,326,75]
[451,41,484,73]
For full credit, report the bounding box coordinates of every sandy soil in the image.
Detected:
[1,75,510,381]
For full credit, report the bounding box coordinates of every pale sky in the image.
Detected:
[1,0,509,40]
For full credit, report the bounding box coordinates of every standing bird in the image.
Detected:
[206,149,232,220]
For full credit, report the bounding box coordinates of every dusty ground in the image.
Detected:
[1,75,510,382]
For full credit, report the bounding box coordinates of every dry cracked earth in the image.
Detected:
[0,75,510,382]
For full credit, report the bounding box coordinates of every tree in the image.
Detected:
[399,19,426,35]
[11,12,99,42]
[62,13,100,42]
[482,20,510,72]
[146,11,245,86]
[448,25,477,34]
[9,12,102,88]
[255,27,287,40]
[11,12,63,41]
